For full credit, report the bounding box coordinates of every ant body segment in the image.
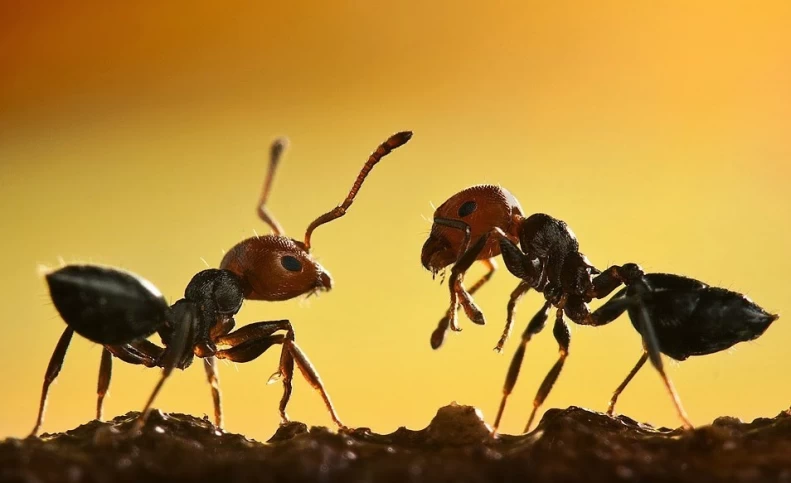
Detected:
[421,184,778,435]
[31,131,412,436]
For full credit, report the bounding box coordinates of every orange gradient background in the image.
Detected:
[1,1,789,441]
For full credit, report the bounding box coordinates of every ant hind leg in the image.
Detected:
[96,348,113,420]
[30,327,75,436]
[607,351,648,416]
[631,278,693,429]
[131,304,194,433]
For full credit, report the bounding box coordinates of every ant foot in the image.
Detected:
[267,371,283,385]
[606,402,616,417]
[493,338,507,353]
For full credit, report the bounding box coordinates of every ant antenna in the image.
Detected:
[257,136,289,236]
[302,131,413,251]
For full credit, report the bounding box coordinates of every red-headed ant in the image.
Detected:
[31,131,412,435]
[421,184,778,435]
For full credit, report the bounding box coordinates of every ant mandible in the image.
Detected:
[421,184,778,435]
[31,131,412,436]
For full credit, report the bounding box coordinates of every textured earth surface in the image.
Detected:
[3,403,791,482]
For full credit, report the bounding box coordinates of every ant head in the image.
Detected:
[220,235,332,301]
[226,131,412,301]
[421,184,523,274]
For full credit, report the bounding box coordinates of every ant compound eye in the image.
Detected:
[281,255,302,272]
[458,200,477,218]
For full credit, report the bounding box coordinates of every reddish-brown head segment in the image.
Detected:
[220,235,332,301]
[221,131,413,301]
[421,184,524,274]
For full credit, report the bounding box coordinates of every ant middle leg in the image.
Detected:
[491,300,551,435]
[203,356,223,428]
[494,281,532,353]
[524,304,571,433]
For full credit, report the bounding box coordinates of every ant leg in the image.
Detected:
[582,263,646,327]
[106,341,162,367]
[524,308,571,433]
[565,295,653,419]
[607,351,648,416]
[445,232,492,332]
[495,281,532,353]
[452,259,494,327]
[589,265,629,299]
[491,300,551,435]
[131,305,194,433]
[31,327,74,436]
[431,258,497,349]
[214,320,292,352]
[213,332,292,422]
[275,348,295,424]
[284,339,345,428]
[203,356,223,428]
[591,267,694,430]
[632,280,693,429]
[214,320,343,428]
[96,348,112,420]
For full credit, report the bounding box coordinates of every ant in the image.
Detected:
[421,184,778,435]
[31,131,413,436]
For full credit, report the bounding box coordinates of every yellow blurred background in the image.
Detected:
[2,1,789,441]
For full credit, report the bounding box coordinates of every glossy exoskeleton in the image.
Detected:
[421,184,778,435]
[31,131,412,435]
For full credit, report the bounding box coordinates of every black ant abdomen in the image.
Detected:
[47,265,169,345]
[595,273,779,361]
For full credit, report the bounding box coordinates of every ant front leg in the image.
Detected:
[203,357,223,428]
[431,218,485,333]
[431,258,497,349]
[212,320,344,429]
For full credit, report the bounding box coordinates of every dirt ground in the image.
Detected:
[3,403,791,482]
